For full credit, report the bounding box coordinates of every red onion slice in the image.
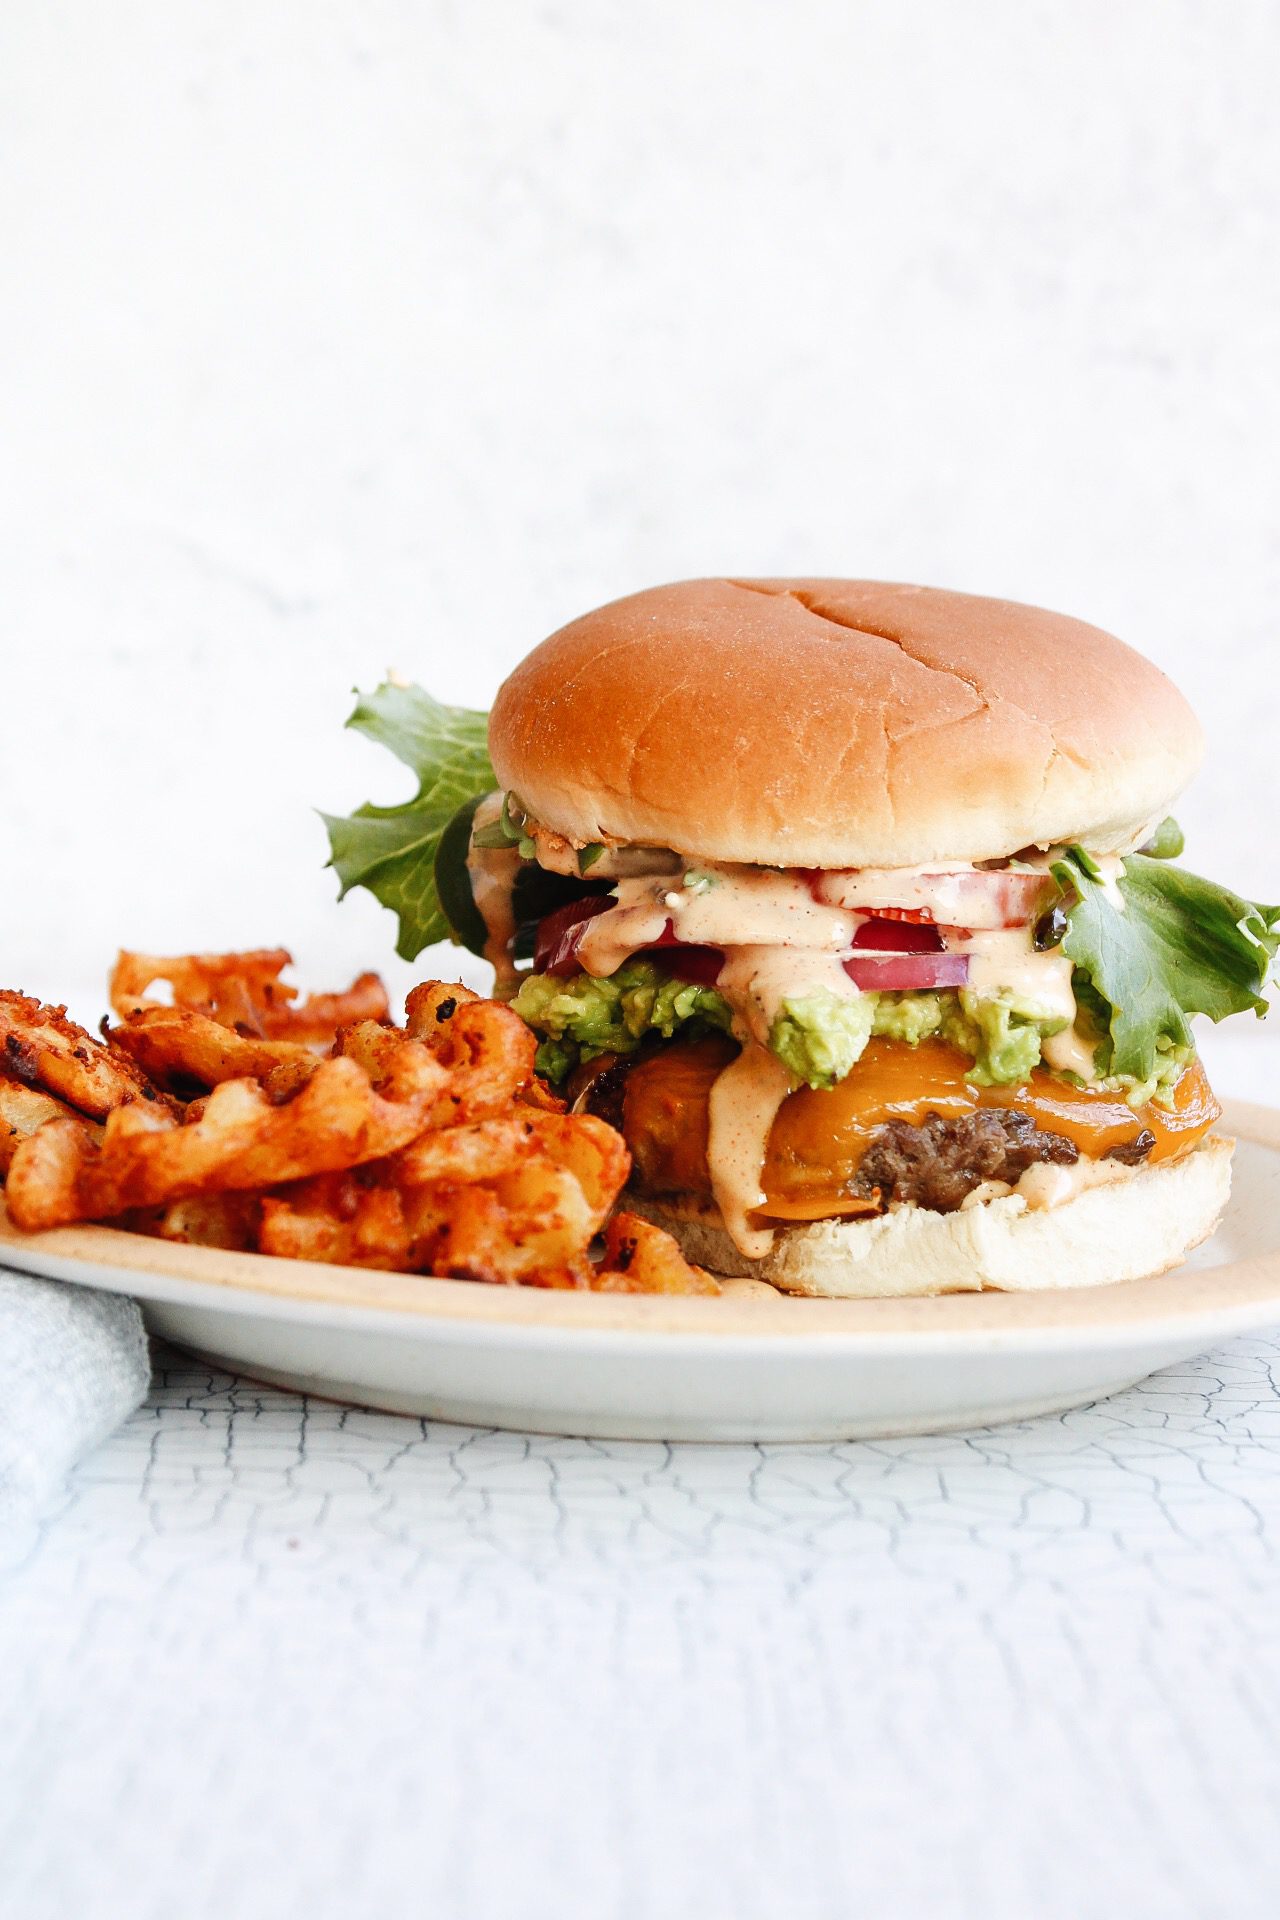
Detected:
[534,897,614,976]
[843,952,971,991]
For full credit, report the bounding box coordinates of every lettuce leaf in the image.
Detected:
[320,681,494,960]
[1050,848,1280,1081]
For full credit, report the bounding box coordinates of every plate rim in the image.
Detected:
[2,1098,1279,1353]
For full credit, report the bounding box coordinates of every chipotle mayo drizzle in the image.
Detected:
[955,1155,1135,1213]
[465,795,522,991]
[705,1042,796,1258]
[957,929,1077,1022]
[1040,1022,1100,1079]
[1014,1153,1133,1210]
[715,946,856,1048]
[536,851,1128,1252]
[574,880,670,977]
[575,866,856,978]
[811,863,982,919]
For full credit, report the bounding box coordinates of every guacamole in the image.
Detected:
[514,962,1084,1092]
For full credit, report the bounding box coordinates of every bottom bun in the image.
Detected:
[629,1134,1235,1299]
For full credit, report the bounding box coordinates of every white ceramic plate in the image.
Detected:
[4,1099,1280,1442]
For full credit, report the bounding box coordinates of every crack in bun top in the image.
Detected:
[489,579,1203,868]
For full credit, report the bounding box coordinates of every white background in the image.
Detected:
[5,13,1280,1919]
[3,2,1279,1076]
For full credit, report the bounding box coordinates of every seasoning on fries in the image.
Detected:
[0,949,715,1296]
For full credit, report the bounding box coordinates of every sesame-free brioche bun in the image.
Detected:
[631,1134,1234,1299]
[489,579,1203,867]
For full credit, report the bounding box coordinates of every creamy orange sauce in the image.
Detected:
[572,864,1081,1030]
[1040,1020,1100,1078]
[715,946,856,1047]
[466,796,523,989]
[575,867,857,978]
[704,1043,796,1257]
[623,1037,1221,1232]
[957,929,1077,1023]
[1012,1155,1134,1210]
[573,882,670,977]
[811,864,984,919]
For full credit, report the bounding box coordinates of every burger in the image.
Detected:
[328,579,1280,1297]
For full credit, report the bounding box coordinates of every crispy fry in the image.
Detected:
[405,988,538,1123]
[151,1193,262,1251]
[5,1119,96,1231]
[3,961,717,1299]
[426,1178,583,1283]
[519,1075,567,1114]
[0,991,162,1119]
[397,1111,628,1227]
[259,1173,411,1270]
[394,1111,630,1282]
[109,949,388,1040]
[591,1212,720,1295]
[340,1006,537,1126]
[332,1019,407,1083]
[265,976,389,1041]
[0,1074,98,1175]
[394,1112,545,1185]
[107,1007,318,1094]
[403,980,480,1025]
[110,949,291,1024]
[6,1048,448,1231]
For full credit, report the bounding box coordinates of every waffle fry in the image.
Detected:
[2,964,716,1296]
[109,948,388,1040]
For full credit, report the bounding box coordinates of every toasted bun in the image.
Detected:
[630,1135,1233,1298]
[489,579,1202,866]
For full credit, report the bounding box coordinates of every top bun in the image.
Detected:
[488,579,1203,867]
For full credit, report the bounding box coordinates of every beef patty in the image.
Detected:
[852,1111,1156,1212]
[852,1108,1076,1212]
[575,1048,1157,1218]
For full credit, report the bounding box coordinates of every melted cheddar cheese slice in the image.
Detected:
[622,1037,1221,1223]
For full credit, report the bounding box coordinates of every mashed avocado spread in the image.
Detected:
[511,962,1141,1095]
[771,988,1058,1089]
[513,960,734,1084]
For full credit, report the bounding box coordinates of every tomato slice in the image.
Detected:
[808,867,1053,929]
[851,918,944,953]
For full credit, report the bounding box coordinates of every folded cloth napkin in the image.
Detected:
[0,1269,150,1519]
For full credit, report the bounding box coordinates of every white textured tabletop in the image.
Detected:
[4,1332,1280,1920]
[2,1034,1279,1920]
[4,5,1280,1912]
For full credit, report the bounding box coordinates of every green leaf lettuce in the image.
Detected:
[1051,849,1280,1082]
[320,682,494,961]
